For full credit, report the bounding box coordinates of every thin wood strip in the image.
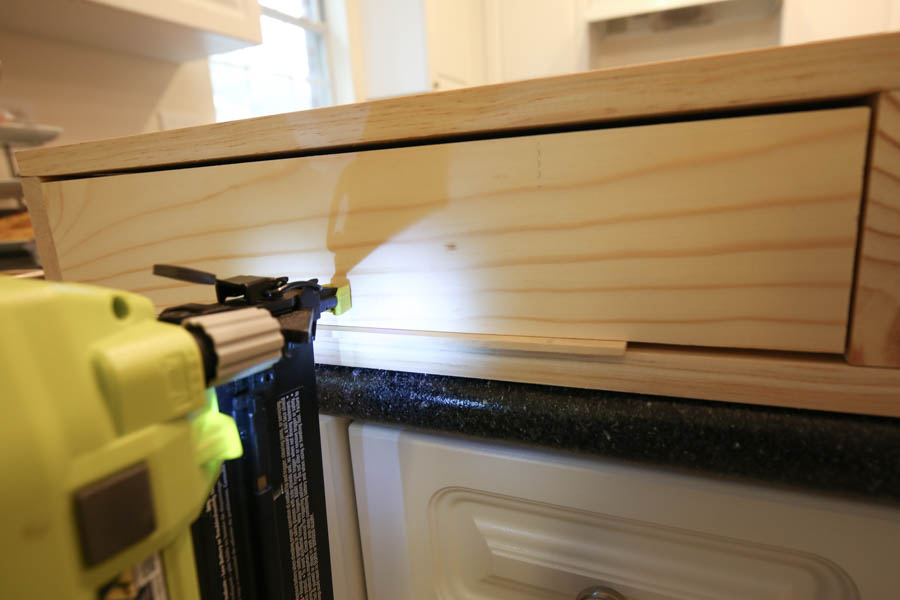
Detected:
[317,325,627,358]
[15,32,900,177]
[0,211,33,241]
[312,330,900,418]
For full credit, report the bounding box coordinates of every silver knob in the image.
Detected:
[576,585,627,600]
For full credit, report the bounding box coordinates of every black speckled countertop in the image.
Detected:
[316,365,900,503]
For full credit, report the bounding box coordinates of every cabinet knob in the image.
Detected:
[576,585,627,600]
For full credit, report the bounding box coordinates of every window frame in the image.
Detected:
[209,0,336,122]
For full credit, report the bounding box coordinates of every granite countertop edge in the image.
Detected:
[315,364,900,504]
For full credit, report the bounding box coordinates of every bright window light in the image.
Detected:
[209,1,331,122]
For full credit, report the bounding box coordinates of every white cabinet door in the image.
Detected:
[351,422,900,599]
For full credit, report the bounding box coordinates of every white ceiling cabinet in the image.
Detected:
[0,0,261,62]
[357,0,485,98]
[351,422,900,600]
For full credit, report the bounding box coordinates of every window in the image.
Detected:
[209,0,331,122]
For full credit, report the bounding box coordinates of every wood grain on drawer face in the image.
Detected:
[42,107,870,352]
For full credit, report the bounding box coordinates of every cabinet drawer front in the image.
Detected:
[43,107,869,352]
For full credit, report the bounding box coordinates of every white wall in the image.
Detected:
[0,28,215,176]
[0,28,215,147]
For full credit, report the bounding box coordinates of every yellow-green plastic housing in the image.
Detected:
[328,283,352,316]
[0,276,241,600]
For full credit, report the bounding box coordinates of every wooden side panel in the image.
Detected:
[21,176,62,280]
[39,108,870,353]
[848,92,900,367]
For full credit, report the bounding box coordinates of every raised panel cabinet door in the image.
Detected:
[349,422,900,600]
[39,107,869,352]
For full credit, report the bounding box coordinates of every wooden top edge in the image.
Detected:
[17,32,900,177]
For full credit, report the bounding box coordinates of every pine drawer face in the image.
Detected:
[42,107,870,352]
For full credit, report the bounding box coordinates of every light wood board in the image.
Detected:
[22,177,61,280]
[318,326,627,358]
[15,32,900,177]
[847,91,900,367]
[35,108,869,353]
[314,326,900,418]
